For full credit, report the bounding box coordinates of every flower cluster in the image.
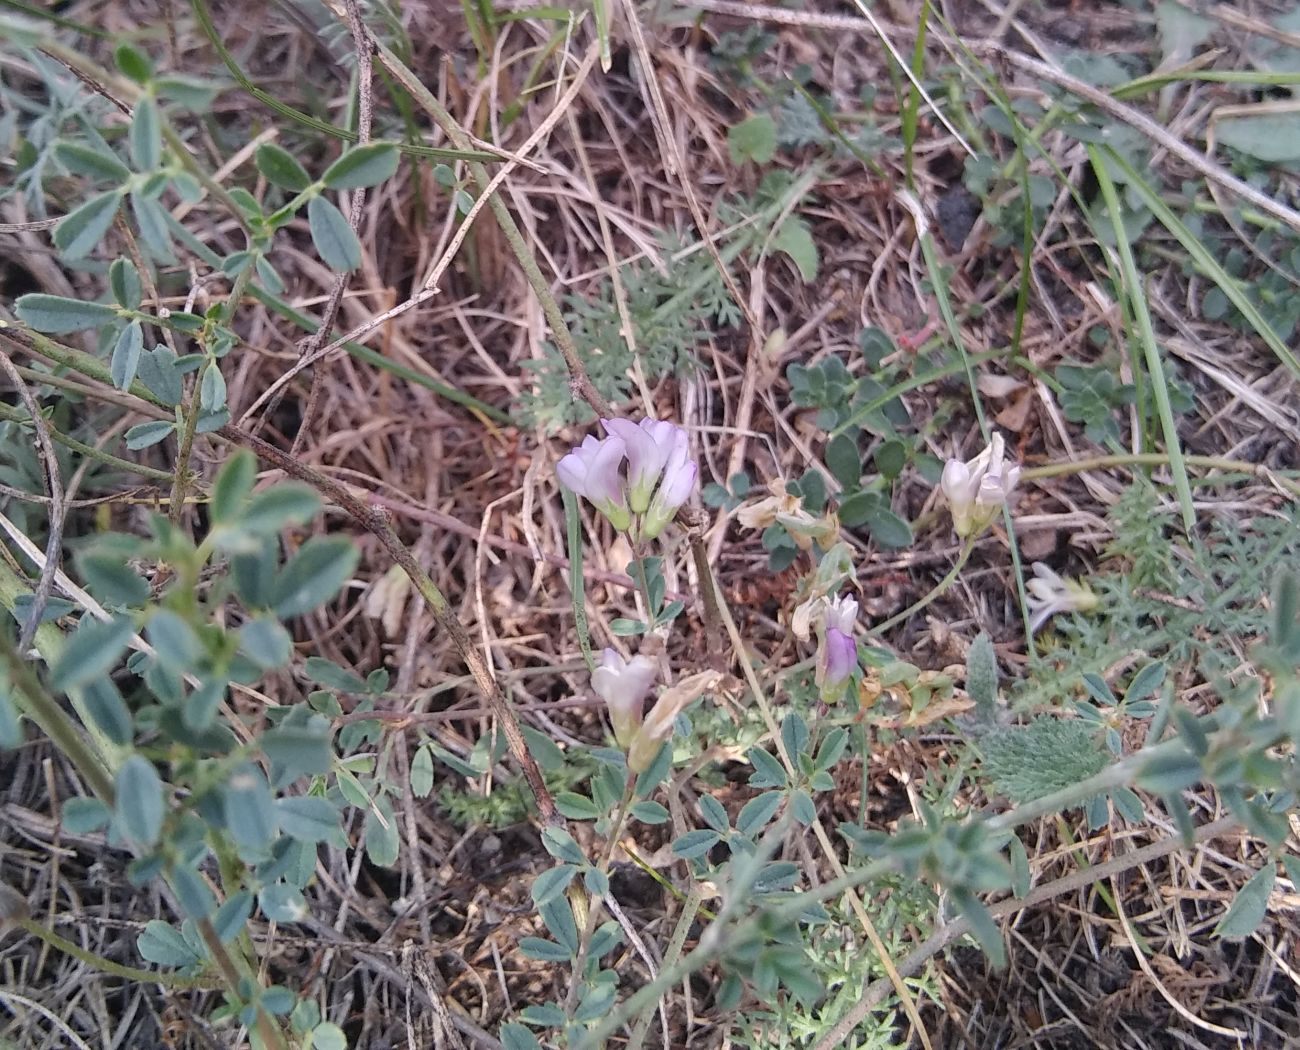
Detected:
[558,418,697,542]
[941,432,1021,539]
[591,649,720,773]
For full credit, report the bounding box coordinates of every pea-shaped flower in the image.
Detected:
[941,432,1021,539]
[557,433,632,533]
[591,648,658,748]
[818,593,859,702]
[1025,563,1099,634]
[558,418,697,542]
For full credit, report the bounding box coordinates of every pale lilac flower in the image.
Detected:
[591,648,658,748]
[602,418,680,513]
[818,593,859,697]
[558,418,696,541]
[941,432,1021,539]
[626,670,722,774]
[557,433,632,532]
[641,429,697,540]
[1025,563,1098,634]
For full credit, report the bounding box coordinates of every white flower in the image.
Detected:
[626,670,722,774]
[1025,563,1099,633]
[591,648,658,747]
[941,432,1021,538]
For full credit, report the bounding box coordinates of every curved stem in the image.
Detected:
[11,917,219,990]
[1022,453,1300,499]
[871,541,973,638]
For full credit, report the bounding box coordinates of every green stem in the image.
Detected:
[1022,453,1300,498]
[0,634,115,801]
[12,917,219,990]
[871,541,973,638]
[625,884,703,1050]
[0,401,173,483]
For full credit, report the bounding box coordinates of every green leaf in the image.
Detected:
[1126,661,1166,701]
[136,920,202,968]
[531,864,577,906]
[262,720,333,779]
[864,505,913,549]
[1217,113,1300,164]
[15,293,116,334]
[115,43,153,83]
[1136,746,1202,795]
[259,883,308,923]
[273,537,359,618]
[364,795,399,867]
[410,744,435,798]
[116,755,165,848]
[310,1022,348,1050]
[521,725,566,773]
[223,766,279,857]
[307,195,362,272]
[500,1023,543,1050]
[672,829,721,860]
[109,258,142,309]
[825,434,860,488]
[1215,863,1275,939]
[110,321,144,390]
[62,796,110,834]
[213,891,253,943]
[966,632,998,723]
[77,552,149,606]
[137,345,184,406]
[837,489,881,528]
[746,745,788,789]
[953,888,1006,967]
[199,363,227,413]
[736,792,783,838]
[256,143,313,192]
[728,112,777,164]
[212,450,257,524]
[78,679,133,744]
[54,190,122,260]
[238,618,291,669]
[146,610,203,672]
[983,720,1107,802]
[54,141,130,183]
[630,800,669,825]
[232,484,322,537]
[171,861,215,918]
[874,439,907,480]
[52,614,134,691]
[772,216,819,282]
[155,75,221,110]
[125,420,175,450]
[553,792,601,821]
[129,192,175,262]
[322,143,399,189]
[699,793,730,834]
[129,96,162,170]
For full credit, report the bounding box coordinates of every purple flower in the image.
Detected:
[557,433,632,532]
[602,418,680,513]
[941,432,1021,539]
[818,594,859,696]
[591,648,658,748]
[557,418,696,541]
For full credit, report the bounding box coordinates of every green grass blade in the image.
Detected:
[1104,147,1300,383]
[1088,145,1196,533]
[563,488,596,674]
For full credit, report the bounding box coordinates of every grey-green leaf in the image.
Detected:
[129,96,162,170]
[137,920,202,968]
[62,796,111,834]
[109,258,142,309]
[238,618,291,669]
[1215,864,1275,939]
[223,765,279,856]
[825,434,860,489]
[125,420,175,450]
[255,143,313,192]
[116,755,165,848]
[259,883,308,923]
[54,141,130,183]
[322,143,399,189]
[110,321,144,390]
[15,293,117,334]
[307,195,361,272]
[272,536,359,618]
[275,796,341,843]
[51,614,134,691]
[54,190,122,260]
[199,363,227,413]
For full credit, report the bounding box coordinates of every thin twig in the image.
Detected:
[0,349,65,652]
[287,0,375,457]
